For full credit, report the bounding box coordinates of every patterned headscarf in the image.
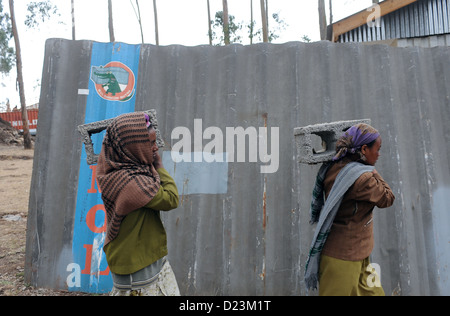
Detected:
[333,123,380,161]
[96,112,161,247]
[144,113,152,128]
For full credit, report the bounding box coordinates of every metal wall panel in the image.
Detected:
[339,0,450,44]
[25,39,450,296]
[397,33,450,46]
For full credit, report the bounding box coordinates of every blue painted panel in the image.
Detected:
[70,42,140,293]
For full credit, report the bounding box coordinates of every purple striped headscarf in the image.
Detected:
[332,123,380,161]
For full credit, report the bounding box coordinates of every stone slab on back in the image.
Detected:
[294,119,371,165]
[77,109,164,165]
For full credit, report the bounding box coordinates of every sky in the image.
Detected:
[0,0,374,112]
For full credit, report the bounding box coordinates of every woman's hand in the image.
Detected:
[153,151,163,169]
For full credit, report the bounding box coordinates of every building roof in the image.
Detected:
[331,0,419,42]
[331,0,450,45]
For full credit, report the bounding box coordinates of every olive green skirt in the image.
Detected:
[319,255,385,296]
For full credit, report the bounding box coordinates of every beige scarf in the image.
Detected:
[96,112,161,247]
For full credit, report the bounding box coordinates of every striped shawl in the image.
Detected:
[304,161,374,291]
[96,112,161,247]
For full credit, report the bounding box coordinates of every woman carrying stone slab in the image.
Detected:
[305,123,395,296]
[96,112,180,296]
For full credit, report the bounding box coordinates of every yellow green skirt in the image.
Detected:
[318,255,385,296]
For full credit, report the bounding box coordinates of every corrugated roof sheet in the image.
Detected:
[338,0,450,43]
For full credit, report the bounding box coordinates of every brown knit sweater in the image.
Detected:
[321,158,395,261]
[96,112,161,247]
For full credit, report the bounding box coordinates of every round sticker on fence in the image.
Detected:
[90,61,136,102]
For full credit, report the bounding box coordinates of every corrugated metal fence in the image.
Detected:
[25,39,450,296]
[338,0,450,43]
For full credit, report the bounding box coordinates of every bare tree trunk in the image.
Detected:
[108,0,115,42]
[318,0,327,40]
[135,0,144,44]
[222,0,230,45]
[260,0,268,42]
[207,0,212,45]
[71,0,76,40]
[265,0,269,37]
[250,0,253,44]
[153,0,159,45]
[329,0,333,25]
[8,0,32,149]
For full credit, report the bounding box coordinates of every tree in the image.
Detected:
[130,0,144,43]
[211,9,286,46]
[260,0,268,42]
[329,0,333,25]
[250,11,286,43]
[301,35,312,43]
[266,13,286,42]
[24,0,59,28]
[7,0,59,149]
[108,0,114,42]
[0,1,14,75]
[9,0,31,149]
[211,11,242,46]
[206,0,212,45]
[249,0,254,44]
[318,0,327,40]
[222,0,229,45]
[71,0,75,40]
[153,0,159,45]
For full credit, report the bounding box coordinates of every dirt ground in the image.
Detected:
[0,143,91,296]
